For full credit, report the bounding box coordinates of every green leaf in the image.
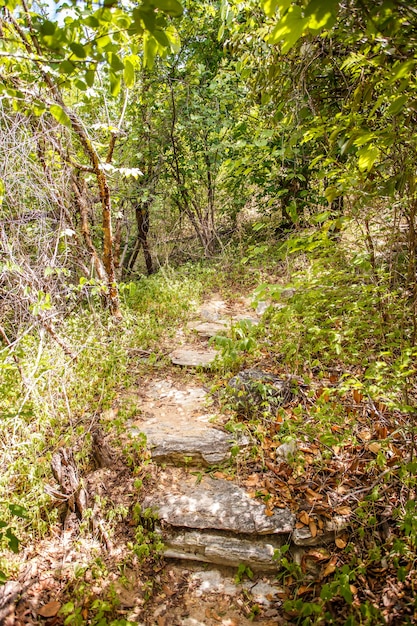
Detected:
[152,0,183,18]
[110,72,121,97]
[143,33,159,69]
[261,0,279,17]
[305,0,338,32]
[386,95,408,116]
[75,79,88,91]
[5,528,19,553]
[59,60,75,75]
[165,25,180,52]
[32,100,46,116]
[39,20,56,36]
[50,104,72,128]
[85,68,96,87]
[152,29,170,48]
[8,504,29,518]
[266,6,309,52]
[324,186,339,203]
[0,179,4,208]
[109,52,125,72]
[357,145,379,172]
[124,59,135,87]
[392,59,415,81]
[69,42,87,59]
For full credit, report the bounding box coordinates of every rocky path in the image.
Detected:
[7,295,349,626]
[125,296,345,624]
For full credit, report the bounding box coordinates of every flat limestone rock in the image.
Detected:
[187,321,228,338]
[138,425,244,466]
[199,300,227,322]
[171,347,218,367]
[231,314,259,326]
[142,476,295,535]
[130,380,248,466]
[162,529,285,570]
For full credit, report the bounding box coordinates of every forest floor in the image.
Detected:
[1,245,417,625]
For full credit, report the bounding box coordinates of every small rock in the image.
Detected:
[246,580,281,606]
[276,439,297,462]
[232,315,259,325]
[292,515,350,546]
[280,288,296,299]
[227,369,292,415]
[256,301,269,315]
[191,570,239,596]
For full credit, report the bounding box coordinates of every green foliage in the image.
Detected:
[129,504,164,563]
[210,319,258,371]
[0,504,28,583]
[234,563,253,584]
[255,251,410,382]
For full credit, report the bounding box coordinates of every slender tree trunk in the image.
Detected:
[72,175,107,283]
[135,201,154,275]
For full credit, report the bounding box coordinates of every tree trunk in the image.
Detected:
[135,201,154,275]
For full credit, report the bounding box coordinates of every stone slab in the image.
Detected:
[138,425,246,466]
[170,347,218,367]
[130,380,249,466]
[162,529,284,570]
[142,475,295,535]
[187,321,228,338]
[231,315,259,325]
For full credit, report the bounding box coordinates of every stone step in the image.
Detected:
[133,423,248,466]
[170,347,218,367]
[140,470,350,570]
[130,380,249,466]
[162,528,285,571]
[142,474,295,535]
[187,320,228,339]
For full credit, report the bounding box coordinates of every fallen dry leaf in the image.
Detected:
[309,520,317,538]
[335,537,347,549]
[305,549,329,561]
[38,601,61,618]
[358,429,372,442]
[321,557,338,578]
[306,487,323,500]
[376,425,388,439]
[353,389,363,403]
[245,474,261,487]
[299,511,310,525]
[335,506,352,516]
[368,442,381,454]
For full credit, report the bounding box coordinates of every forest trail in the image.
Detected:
[103,294,339,625]
[5,291,348,626]
[122,295,286,625]
[7,294,288,626]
